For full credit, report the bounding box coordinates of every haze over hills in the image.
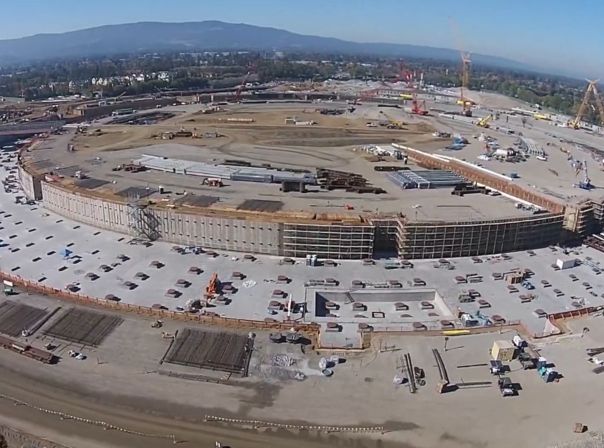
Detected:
[0,20,535,72]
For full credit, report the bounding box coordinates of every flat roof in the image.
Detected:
[23,126,532,222]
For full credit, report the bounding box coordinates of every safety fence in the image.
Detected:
[0,392,178,443]
[0,271,321,337]
[2,270,587,346]
[371,321,524,337]
[549,306,603,320]
[204,415,384,433]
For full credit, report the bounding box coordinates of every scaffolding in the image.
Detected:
[281,223,375,259]
[563,200,596,237]
[396,214,564,259]
[127,195,161,241]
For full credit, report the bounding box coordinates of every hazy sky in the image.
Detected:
[1,0,601,77]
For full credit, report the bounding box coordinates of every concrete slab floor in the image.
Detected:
[3,151,604,338]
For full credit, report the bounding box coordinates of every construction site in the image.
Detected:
[4,62,604,448]
[13,80,604,262]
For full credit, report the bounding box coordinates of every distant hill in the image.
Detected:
[0,20,533,71]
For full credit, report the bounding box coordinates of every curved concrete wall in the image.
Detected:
[25,173,569,260]
[40,182,282,255]
[41,182,131,233]
[18,165,42,200]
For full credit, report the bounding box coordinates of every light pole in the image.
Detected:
[412,204,422,221]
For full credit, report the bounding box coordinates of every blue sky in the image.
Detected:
[1,0,602,77]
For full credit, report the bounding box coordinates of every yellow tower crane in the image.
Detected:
[459,52,472,117]
[571,79,604,129]
[450,18,473,117]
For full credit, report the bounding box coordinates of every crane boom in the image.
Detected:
[477,114,493,128]
[234,71,251,103]
[449,18,473,117]
[571,79,604,128]
[592,84,604,126]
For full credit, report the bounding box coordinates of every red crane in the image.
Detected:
[394,61,414,84]
[411,94,429,116]
[233,64,256,103]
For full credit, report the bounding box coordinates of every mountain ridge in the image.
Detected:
[0,20,534,72]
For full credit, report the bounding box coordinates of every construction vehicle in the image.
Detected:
[569,79,604,129]
[205,273,220,302]
[498,377,516,397]
[202,177,223,187]
[521,280,535,290]
[577,160,592,190]
[392,60,414,84]
[477,115,493,128]
[411,95,429,115]
[379,111,405,129]
[534,113,552,121]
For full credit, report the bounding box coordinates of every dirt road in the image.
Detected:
[0,363,396,448]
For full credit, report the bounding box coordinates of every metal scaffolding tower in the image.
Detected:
[127,194,160,241]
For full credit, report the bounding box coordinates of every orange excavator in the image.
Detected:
[205,273,219,302]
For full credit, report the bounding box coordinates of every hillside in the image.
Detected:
[0,21,533,71]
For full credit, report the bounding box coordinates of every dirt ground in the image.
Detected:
[72,104,436,154]
[0,291,603,448]
[0,425,68,448]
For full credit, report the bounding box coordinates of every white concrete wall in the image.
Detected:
[40,182,282,254]
[152,209,282,254]
[41,182,132,234]
[18,165,41,200]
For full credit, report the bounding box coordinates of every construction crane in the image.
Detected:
[233,71,251,103]
[477,114,493,128]
[411,94,429,115]
[233,64,256,103]
[570,79,604,129]
[576,160,592,190]
[393,60,414,84]
[450,18,473,117]
[459,52,472,117]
